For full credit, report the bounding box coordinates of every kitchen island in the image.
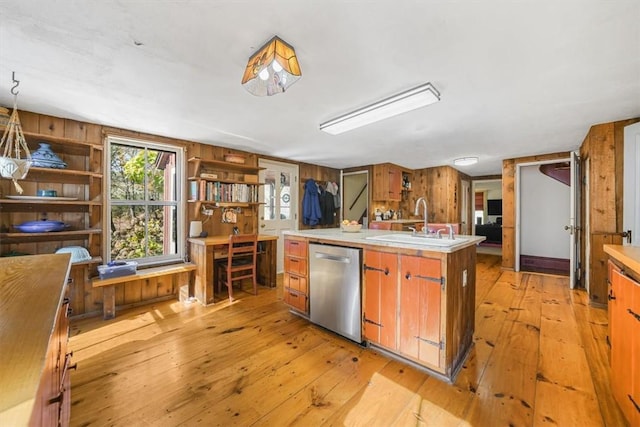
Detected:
[283,228,484,382]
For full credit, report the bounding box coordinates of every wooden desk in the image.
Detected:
[188,235,278,305]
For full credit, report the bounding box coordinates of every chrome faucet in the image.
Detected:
[446,223,455,240]
[414,197,428,235]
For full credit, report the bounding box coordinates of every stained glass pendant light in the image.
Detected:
[241,36,302,96]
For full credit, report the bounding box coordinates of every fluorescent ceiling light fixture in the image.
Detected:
[319,83,440,135]
[454,157,478,166]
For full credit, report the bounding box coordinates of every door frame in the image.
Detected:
[460,179,471,235]
[515,156,578,287]
[341,170,369,227]
[258,158,299,274]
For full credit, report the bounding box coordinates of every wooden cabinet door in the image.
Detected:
[372,164,389,201]
[611,269,635,422]
[388,166,402,201]
[629,274,640,426]
[363,250,398,349]
[399,255,442,368]
[372,164,402,201]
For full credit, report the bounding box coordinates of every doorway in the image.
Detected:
[515,155,580,286]
[471,179,502,256]
[259,159,299,273]
[341,171,369,226]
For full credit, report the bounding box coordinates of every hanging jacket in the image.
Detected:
[319,186,336,225]
[302,179,322,226]
[326,181,340,209]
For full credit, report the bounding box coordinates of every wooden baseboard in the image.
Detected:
[520,254,569,276]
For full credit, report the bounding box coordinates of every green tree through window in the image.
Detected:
[107,137,184,265]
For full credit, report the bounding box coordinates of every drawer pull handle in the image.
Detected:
[608,292,616,301]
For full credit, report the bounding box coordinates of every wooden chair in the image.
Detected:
[369,222,392,230]
[217,234,258,301]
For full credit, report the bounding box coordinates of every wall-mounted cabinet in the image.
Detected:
[373,163,409,201]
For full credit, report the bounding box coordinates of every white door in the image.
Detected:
[569,151,581,289]
[623,122,640,246]
[259,159,299,273]
[461,179,470,235]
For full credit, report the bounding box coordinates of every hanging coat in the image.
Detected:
[302,179,322,226]
[319,186,336,225]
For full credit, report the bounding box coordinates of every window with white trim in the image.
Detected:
[106,136,185,265]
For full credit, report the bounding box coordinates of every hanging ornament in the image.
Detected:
[0,72,31,194]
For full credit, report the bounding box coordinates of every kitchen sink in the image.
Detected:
[365,233,470,247]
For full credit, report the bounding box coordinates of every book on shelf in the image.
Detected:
[200,172,218,179]
[191,181,259,203]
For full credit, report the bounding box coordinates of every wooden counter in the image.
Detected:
[0,254,72,426]
[603,244,640,275]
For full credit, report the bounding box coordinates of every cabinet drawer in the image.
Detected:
[284,289,308,313]
[284,273,308,294]
[285,256,307,277]
[285,238,308,258]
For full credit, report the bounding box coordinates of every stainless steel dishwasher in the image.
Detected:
[309,243,362,343]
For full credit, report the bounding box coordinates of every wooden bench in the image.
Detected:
[92,263,196,319]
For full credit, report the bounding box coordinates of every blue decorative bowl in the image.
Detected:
[14,220,68,233]
[31,143,67,169]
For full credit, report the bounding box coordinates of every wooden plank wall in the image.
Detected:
[299,163,341,230]
[412,165,463,224]
[579,118,639,304]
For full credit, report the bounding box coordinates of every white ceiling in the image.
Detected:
[1,1,639,176]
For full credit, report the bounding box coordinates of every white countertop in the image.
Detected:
[284,228,485,253]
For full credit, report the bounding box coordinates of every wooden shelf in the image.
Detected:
[188,157,264,173]
[188,176,263,185]
[24,131,103,156]
[22,167,102,184]
[188,201,262,208]
[0,199,102,213]
[71,256,103,266]
[0,228,102,243]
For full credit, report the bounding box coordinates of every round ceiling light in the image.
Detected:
[454,157,478,166]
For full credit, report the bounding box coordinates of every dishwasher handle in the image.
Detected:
[314,252,352,263]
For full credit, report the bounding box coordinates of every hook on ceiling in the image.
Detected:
[11,71,20,96]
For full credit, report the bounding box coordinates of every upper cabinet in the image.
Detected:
[373,163,411,201]
[0,113,103,264]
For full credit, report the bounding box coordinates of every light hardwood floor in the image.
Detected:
[69,254,626,426]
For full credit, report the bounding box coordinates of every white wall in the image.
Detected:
[520,165,570,259]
